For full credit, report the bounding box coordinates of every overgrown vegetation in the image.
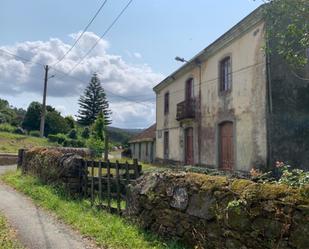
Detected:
[264,0,309,69]
[1,171,185,249]
[250,161,309,188]
[0,213,23,249]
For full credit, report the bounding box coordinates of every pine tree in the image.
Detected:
[77,73,112,126]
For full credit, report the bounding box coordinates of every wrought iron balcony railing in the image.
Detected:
[176,98,196,121]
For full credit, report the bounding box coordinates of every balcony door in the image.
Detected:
[185,78,193,101]
[219,122,234,170]
[185,127,194,165]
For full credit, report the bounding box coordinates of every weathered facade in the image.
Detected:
[129,124,156,163]
[153,5,309,171]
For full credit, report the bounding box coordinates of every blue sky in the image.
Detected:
[0,0,263,128]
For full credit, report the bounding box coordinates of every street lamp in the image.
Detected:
[175,56,188,63]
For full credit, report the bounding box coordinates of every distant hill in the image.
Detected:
[107,127,143,145]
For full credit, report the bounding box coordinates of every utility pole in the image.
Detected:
[40,65,49,138]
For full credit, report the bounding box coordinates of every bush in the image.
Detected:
[63,138,85,148]
[68,129,77,139]
[81,127,90,139]
[86,137,104,156]
[0,123,15,133]
[47,133,66,144]
[29,130,41,137]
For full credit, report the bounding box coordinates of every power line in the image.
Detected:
[58,0,134,76]
[0,48,45,67]
[0,48,154,108]
[52,0,108,67]
[0,49,271,109]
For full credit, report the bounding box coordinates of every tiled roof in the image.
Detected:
[128,124,156,143]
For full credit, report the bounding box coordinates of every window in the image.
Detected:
[185,78,194,100]
[164,131,169,159]
[219,56,232,92]
[164,92,169,115]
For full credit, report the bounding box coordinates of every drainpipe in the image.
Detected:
[266,41,273,170]
[196,59,202,165]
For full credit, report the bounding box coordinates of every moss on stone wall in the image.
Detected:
[22,147,89,193]
[126,171,309,249]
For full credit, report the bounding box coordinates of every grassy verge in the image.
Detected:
[0,132,56,154]
[1,171,185,249]
[0,213,23,249]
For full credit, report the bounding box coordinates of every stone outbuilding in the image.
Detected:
[128,124,156,163]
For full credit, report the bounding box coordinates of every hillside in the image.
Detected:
[107,127,142,145]
[0,132,56,154]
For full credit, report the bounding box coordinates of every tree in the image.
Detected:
[0,98,26,126]
[22,101,69,136]
[22,102,42,131]
[77,73,112,126]
[64,116,76,129]
[264,0,309,69]
[92,111,106,141]
[45,111,70,136]
[81,127,90,139]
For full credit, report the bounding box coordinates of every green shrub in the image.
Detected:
[276,162,309,187]
[63,138,85,148]
[29,130,41,137]
[0,123,15,133]
[14,127,25,135]
[81,127,90,139]
[68,129,77,139]
[47,133,66,144]
[86,137,103,156]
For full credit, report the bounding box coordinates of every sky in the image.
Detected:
[0,0,263,128]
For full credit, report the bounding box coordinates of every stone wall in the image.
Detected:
[21,147,89,194]
[0,153,18,165]
[126,171,309,249]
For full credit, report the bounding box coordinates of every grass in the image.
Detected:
[1,170,186,249]
[0,132,57,154]
[0,213,23,249]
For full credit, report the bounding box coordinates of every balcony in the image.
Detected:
[176,98,196,121]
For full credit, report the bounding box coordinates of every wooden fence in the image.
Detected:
[83,159,142,215]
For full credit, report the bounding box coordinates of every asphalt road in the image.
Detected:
[0,165,98,249]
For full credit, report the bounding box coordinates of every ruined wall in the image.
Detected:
[127,171,309,249]
[268,48,309,170]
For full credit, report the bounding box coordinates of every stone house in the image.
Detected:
[153,5,309,171]
[129,124,156,163]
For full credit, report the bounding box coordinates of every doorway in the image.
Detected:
[219,122,234,170]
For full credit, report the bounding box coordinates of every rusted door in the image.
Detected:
[219,122,234,170]
[185,128,194,165]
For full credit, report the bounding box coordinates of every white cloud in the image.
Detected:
[133,52,142,59]
[0,32,163,128]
